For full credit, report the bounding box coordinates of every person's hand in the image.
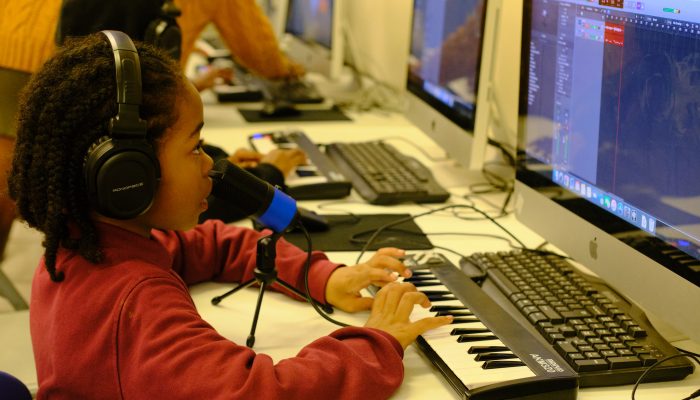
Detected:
[325,248,411,313]
[260,148,307,177]
[227,148,263,169]
[191,64,235,92]
[365,282,453,349]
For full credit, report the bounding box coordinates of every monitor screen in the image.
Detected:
[517,0,700,343]
[281,0,343,80]
[408,0,486,131]
[405,0,491,171]
[285,0,333,49]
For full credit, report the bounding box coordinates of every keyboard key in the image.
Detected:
[574,359,609,372]
[608,356,642,369]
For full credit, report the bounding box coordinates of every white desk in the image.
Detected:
[194,103,700,399]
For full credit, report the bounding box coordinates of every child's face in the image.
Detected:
[136,78,213,232]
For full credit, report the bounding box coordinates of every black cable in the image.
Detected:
[677,347,700,359]
[354,204,529,264]
[300,223,349,328]
[486,137,516,167]
[630,353,700,400]
[682,388,700,400]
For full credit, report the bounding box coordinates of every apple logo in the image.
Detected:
[589,237,598,260]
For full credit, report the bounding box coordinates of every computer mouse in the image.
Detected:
[296,207,330,232]
[260,100,301,118]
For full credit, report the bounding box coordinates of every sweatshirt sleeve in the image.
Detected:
[176,0,302,79]
[152,220,341,304]
[117,277,404,400]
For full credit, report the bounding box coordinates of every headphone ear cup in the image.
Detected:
[84,137,161,219]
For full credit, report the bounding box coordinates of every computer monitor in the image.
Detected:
[405,0,496,171]
[516,0,700,344]
[280,0,344,80]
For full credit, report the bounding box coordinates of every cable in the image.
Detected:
[354,204,529,264]
[630,353,700,400]
[300,222,349,328]
[682,388,700,400]
[677,347,700,359]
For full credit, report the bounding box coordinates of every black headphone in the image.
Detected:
[83,30,161,220]
[144,0,182,61]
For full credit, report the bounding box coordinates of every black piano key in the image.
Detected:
[430,305,468,312]
[436,310,473,317]
[482,360,527,369]
[421,290,452,296]
[457,334,499,342]
[404,275,437,282]
[450,328,491,335]
[474,352,520,361]
[468,346,510,354]
[410,281,445,287]
[408,270,434,276]
[427,294,458,302]
[450,317,481,324]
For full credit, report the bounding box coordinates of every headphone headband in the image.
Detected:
[101,30,148,138]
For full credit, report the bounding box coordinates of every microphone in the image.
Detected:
[207,159,298,232]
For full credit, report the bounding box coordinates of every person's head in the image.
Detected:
[9,32,212,282]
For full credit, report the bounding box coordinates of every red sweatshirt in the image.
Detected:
[30,220,404,399]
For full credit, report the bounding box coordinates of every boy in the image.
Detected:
[8,32,451,399]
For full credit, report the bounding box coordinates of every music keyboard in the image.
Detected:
[373,254,578,399]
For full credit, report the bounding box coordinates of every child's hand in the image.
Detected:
[325,248,411,313]
[260,148,307,177]
[365,282,453,349]
[227,148,264,168]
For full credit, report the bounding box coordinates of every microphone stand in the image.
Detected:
[211,230,333,348]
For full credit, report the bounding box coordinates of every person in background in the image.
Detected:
[0,0,304,261]
[9,32,451,399]
[57,0,304,82]
[176,0,304,79]
[0,0,61,262]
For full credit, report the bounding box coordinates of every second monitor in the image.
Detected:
[405,0,496,172]
[280,0,344,81]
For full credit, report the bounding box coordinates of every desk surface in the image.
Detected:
[193,103,700,399]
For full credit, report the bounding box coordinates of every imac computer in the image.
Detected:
[405,0,496,171]
[280,0,344,81]
[516,0,700,344]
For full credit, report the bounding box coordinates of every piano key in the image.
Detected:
[482,360,528,369]
[474,352,520,361]
[457,334,500,342]
[451,328,492,335]
[436,310,474,317]
[430,305,470,312]
[468,346,511,354]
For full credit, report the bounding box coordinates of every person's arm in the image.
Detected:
[176,0,303,79]
[153,219,339,304]
[116,275,405,399]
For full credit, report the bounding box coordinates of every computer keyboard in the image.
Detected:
[324,141,450,205]
[462,249,695,387]
[263,79,324,104]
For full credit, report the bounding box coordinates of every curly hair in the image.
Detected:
[8,33,183,282]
